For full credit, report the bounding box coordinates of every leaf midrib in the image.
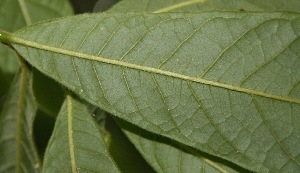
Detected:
[67,96,77,173]
[16,67,28,173]
[17,0,32,25]
[153,0,207,13]
[7,33,300,105]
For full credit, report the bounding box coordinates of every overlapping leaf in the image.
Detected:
[0,0,73,29]
[0,0,73,74]
[0,44,19,100]
[43,96,119,173]
[117,119,240,173]
[0,65,40,173]
[0,0,73,115]
[1,12,300,172]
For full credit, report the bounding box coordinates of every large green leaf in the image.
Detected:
[0,64,40,173]
[1,12,300,172]
[109,1,300,172]
[109,0,300,13]
[43,95,119,173]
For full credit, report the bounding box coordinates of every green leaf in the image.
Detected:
[117,118,243,173]
[3,12,300,172]
[0,0,74,68]
[0,64,40,172]
[0,0,73,29]
[0,44,19,99]
[109,0,300,13]
[0,0,73,116]
[43,95,119,173]
[94,0,120,12]
[108,2,300,172]
[0,44,19,74]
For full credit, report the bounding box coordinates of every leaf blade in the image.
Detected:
[0,0,73,116]
[3,12,300,172]
[42,96,120,173]
[0,65,40,173]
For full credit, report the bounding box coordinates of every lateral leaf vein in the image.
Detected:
[8,35,300,105]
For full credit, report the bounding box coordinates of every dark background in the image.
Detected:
[70,0,120,13]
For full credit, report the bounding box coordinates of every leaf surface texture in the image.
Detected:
[0,66,40,173]
[0,0,73,115]
[42,96,119,173]
[6,12,300,172]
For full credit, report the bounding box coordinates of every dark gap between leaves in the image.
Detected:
[112,116,253,173]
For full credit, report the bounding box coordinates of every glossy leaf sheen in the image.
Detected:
[7,12,300,172]
[0,67,40,172]
[43,96,119,173]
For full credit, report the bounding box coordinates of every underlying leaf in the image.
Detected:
[0,44,19,74]
[0,44,19,99]
[94,0,120,12]
[0,0,73,29]
[0,64,40,172]
[117,119,241,173]
[103,115,156,173]
[0,0,73,69]
[101,94,236,172]
[3,12,300,172]
[109,0,300,13]
[43,95,119,173]
[0,0,73,116]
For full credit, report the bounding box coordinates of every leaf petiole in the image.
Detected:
[0,30,13,43]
